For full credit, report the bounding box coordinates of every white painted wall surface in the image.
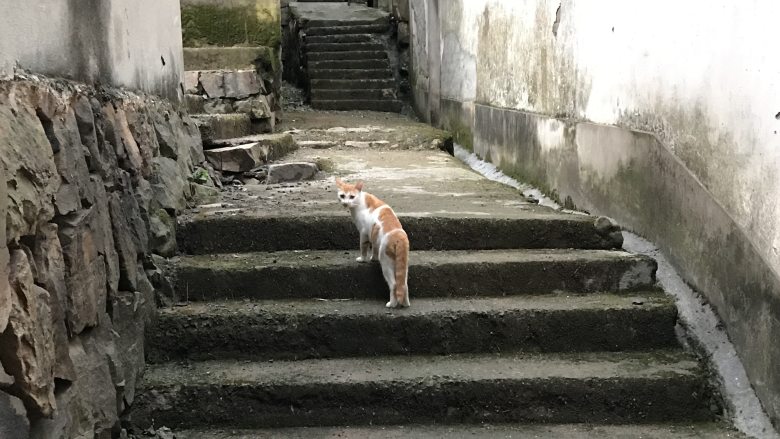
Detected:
[0,0,184,100]
[429,0,780,285]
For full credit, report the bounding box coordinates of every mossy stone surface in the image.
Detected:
[182,4,281,49]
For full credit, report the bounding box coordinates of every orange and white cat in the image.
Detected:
[335,177,410,308]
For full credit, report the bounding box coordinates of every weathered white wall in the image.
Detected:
[0,0,184,101]
[411,0,780,429]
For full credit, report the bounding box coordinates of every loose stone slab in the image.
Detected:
[267,162,319,183]
[205,143,269,173]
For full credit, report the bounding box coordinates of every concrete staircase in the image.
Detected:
[289,2,402,112]
[132,144,742,437]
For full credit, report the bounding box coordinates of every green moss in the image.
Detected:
[182,4,281,49]
[445,119,474,151]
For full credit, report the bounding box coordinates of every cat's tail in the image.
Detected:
[392,231,410,307]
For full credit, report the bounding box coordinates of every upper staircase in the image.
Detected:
[287,2,402,112]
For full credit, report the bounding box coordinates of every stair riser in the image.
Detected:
[306,42,385,52]
[310,79,394,89]
[173,258,657,301]
[134,377,714,428]
[305,25,389,36]
[304,19,389,29]
[310,59,389,69]
[311,89,396,100]
[306,34,376,44]
[177,217,622,254]
[308,51,388,61]
[311,100,402,112]
[309,69,392,80]
[148,306,678,362]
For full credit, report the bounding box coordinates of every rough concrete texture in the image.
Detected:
[0,0,184,101]
[289,2,389,26]
[178,147,621,253]
[147,293,677,362]
[184,47,276,71]
[173,248,656,301]
[0,73,205,435]
[134,350,715,428]
[277,111,451,150]
[624,233,780,439]
[176,424,748,439]
[205,142,276,172]
[410,0,780,428]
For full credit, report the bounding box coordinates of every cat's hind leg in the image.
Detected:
[379,252,397,308]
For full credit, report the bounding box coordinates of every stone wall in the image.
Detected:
[0,0,184,102]
[0,73,211,438]
[409,0,780,429]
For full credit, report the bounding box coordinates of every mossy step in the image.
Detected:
[307,50,387,61]
[306,34,376,44]
[311,99,402,112]
[172,249,657,301]
[310,78,395,89]
[175,424,747,439]
[305,24,390,36]
[310,88,396,100]
[306,42,385,52]
[308,68,393,80]
[309,59,389,70]
[303,18,389,29]
[133,350,716,428]
[147,293,678,362]
[183,47,275,71]
[191,113,252,145]
[178,212,622,254]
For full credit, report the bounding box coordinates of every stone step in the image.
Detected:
[133,350,716,429]
[310,88,396,100]
[147,293,678,362]
[309,59,389,70]
[191,113,252,144]
[311,99,402,112]
[304,24,390,36]
[172,249,656,301]
[306,42,385,52]
[308,68,393,80]
[174,424,747,439]
[310,78,394,89]
[177,213,622,254]
[305,33,376,44]
[308,50,388,61]
[303,18,389,29]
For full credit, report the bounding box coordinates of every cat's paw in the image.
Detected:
[385,300,397,308]
[356,256,366,263]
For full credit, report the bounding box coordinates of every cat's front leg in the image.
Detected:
[357,233,370,262]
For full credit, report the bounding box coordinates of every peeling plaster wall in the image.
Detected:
[0,0,184,101]
[410,0,780,428]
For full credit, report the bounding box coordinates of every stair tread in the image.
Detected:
[176,423,747,439]
[145,349,699,387]
[161,292,671,317]
[177,248,652,269]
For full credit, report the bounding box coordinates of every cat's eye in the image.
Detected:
[339,194,345,198]
[349,195,355,199]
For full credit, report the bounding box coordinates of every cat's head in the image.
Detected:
[334,177,364,208]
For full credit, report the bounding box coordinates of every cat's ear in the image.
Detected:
[355,181,364,192]
[334,177,343,187]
